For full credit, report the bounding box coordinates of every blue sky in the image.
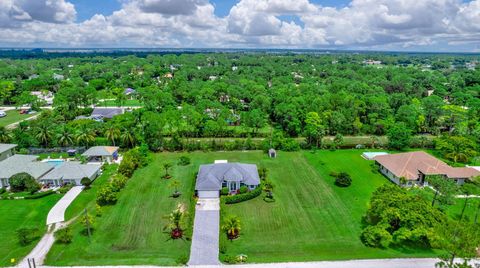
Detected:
[71,0,352,22]
[1,0,479,51]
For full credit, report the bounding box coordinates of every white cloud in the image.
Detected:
[0,0,479,51]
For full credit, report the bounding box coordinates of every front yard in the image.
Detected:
[220,150,439,262]
[0,110,37,127]
[45,150,441,266]
[0,194,61,266]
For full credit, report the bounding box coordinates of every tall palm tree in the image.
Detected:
[76,125,96,147]
[222,215,241,240]
[105,126,120,146]
[35,123,53,148]
[0,127,11,143]
[57,126,74,147]
[121,128,136,148]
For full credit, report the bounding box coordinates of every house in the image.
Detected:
[374,151,480,186]
[30,91,54,105]
[195,162,260,198]
[40,162,101,186]
[53,73,64,80]
[124,88,136,96]
[82,146,119,163]
[0,155,53,188]
[362,152,388,160]
[91,107,123,119]
[268,148,277,158]
[0,143,17,161]
[163,73,173,79]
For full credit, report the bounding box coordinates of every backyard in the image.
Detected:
[0,194,61,267]
[0,110,37,128]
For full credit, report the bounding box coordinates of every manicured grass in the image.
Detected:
[446,197,480,223]
[0,194,62,267]
[64,164,118,220]
[46,154,196,266]
[0,110,36,127]
[220,150,439,263]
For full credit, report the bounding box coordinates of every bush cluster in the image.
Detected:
[24,190,54,199]
[118,147,149,178]
[55,227,73,244]
[224,185,262,204]
[334,172,352,187]
[9,173,40,193]
[16,227,39,246]
[177,156,191,166]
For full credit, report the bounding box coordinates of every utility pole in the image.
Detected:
[84,208,92,243]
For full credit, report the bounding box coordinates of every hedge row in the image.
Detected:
[24,190,55,199]
[224,184,262,204]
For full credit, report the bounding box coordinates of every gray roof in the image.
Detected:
[41,162,101,181]
[196,163,260,191]
[82,146,119,157]
[0,155,53,179]
[91,108,123,119]
[0,144,17,154]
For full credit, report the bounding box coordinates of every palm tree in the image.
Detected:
[162,162,173,179]
[76,125,96,147]
[446,152,469,163]
[164,208,185,239]
[35,123,53,147]
[121,129,136,148]
[105,126,120,146]
[0,127,11,143]
[57,126,74,147]
[222,216,241,240]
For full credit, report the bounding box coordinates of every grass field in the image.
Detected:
[0,110,36,127]
[220,150,439,263]
[46,154,196,266]
[46,150,443,266]
[0,194,62,267]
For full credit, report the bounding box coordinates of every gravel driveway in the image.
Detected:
[188,198,221,266]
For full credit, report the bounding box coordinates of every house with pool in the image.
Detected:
[0,143,102,188]
[82,146,119,164]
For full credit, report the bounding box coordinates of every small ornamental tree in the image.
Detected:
[9,173,39,193]
[178,156,191,166]
[80,177,92,189]
[162,162,173,179]
[96,185,118,206]
[55,227,73,244]
[335,172,352,187]
[164,208,185,239]
[222,215,241,240]
[16,227,39,246]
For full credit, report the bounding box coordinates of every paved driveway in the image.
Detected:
[46,186,83,225]
[188,198,221,266]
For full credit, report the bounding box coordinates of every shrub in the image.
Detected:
[334,172,352,187]
[0,188,5,195]
[95,204,103,217]
[239,186,248,194]
[96,185,118,206]
[24,190,54,199]
[16,227,39,246]
[224,185,262,204]
[222,255,238,264]
[178,156,191,166]
[110,174,128,192]
[80,177,92,188]
[118,147,150,178]
[9,173,38,193]
[220,187,229,196]
[55,227,73,244]
[361,224,393,248]
[58,184,73,194]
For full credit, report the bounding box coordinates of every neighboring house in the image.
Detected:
[374,151,480,186]
[91,107,123,119]
[0,155,53,188]
[268,148,277,158]
[53,73,64,80]
[31,91,54,105]
[195,162,260,198]
[40,162,101,186]
[82,146,119,163]
[124,87,136,96]
[0,143,17,161]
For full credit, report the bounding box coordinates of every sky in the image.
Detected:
[0,0,479,52]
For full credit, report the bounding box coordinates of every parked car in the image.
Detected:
[0,111,6,118]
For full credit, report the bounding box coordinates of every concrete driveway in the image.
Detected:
[46,186,83,225]
[188,198,221,266]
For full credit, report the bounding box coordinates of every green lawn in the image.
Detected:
[220,150,439,263]
[0,110,36,127]
[0,194,62,267]
[46,150,442,266]
[46,154,196,266]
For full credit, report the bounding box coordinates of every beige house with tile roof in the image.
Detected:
[374,151,480,186]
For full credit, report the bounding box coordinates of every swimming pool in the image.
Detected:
[43,159,65,168]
